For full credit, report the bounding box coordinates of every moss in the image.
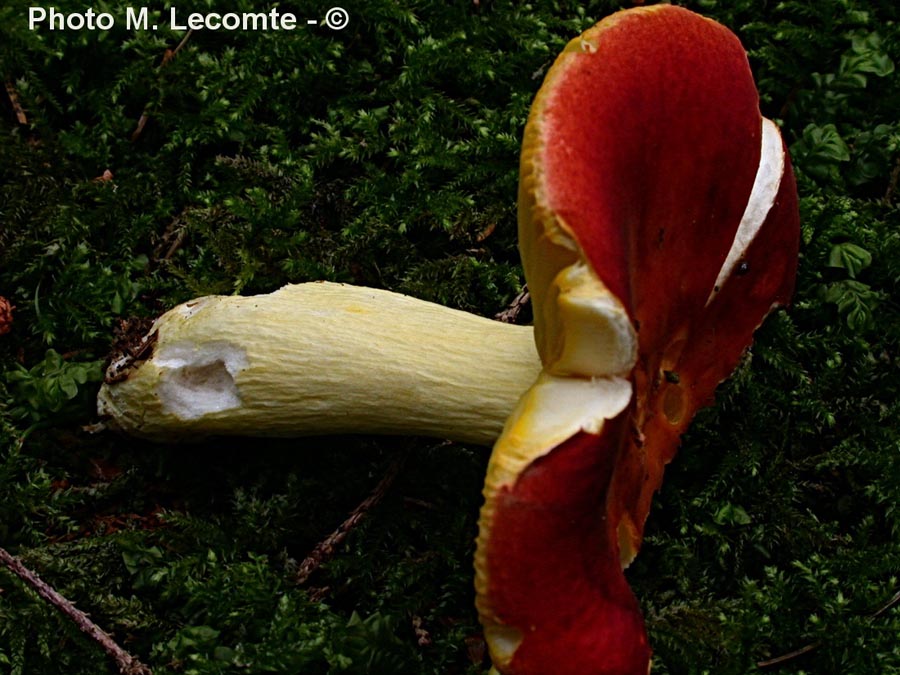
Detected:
[1,1,899,673]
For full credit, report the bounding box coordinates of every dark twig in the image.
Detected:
[151,213,187,266]
[757,641,821,669]
[494,286,530,324]
[131,29,193,141]
[130,115,150,142]
[0,546,152,675]
[758,587,900,668]
[872,589,900,618]
[162,229,187,261]
[294,447,410,586]
[403,496,437,511]
[169,28,194,59]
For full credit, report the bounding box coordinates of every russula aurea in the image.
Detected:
[97,7,799,672]
[474,6,799,674]
[97,281,540,445]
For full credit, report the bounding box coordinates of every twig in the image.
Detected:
[872,589,900,618]
[162,229,186,261]
[757,641,820,668]
[150,212,187,268]
[758,587,900,669]
[0,546,152,675]
[130,115,150,142]
[131,29,193,141]
[403,496,437,511]
[169,28,194,59]
[494,286,530,324]
[294,447,410,586]
[4,80,28,125]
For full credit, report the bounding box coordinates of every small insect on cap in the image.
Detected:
[475,6,800,674]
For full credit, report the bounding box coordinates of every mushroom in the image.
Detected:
[97,281,541,445]
[97,7,799,673]
[474,6,799,674]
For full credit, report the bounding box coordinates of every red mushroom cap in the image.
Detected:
[476,6,800,674]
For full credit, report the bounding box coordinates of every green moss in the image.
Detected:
[1,1,899,673]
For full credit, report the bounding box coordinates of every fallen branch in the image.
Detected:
[294,446,410,586]
[131,29,193,141]
[0,546,152,675]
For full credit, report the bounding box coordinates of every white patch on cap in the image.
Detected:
[484,625,524,669]
[548,261,637,378]
[707,117,785,305]
[484,372,633,489]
